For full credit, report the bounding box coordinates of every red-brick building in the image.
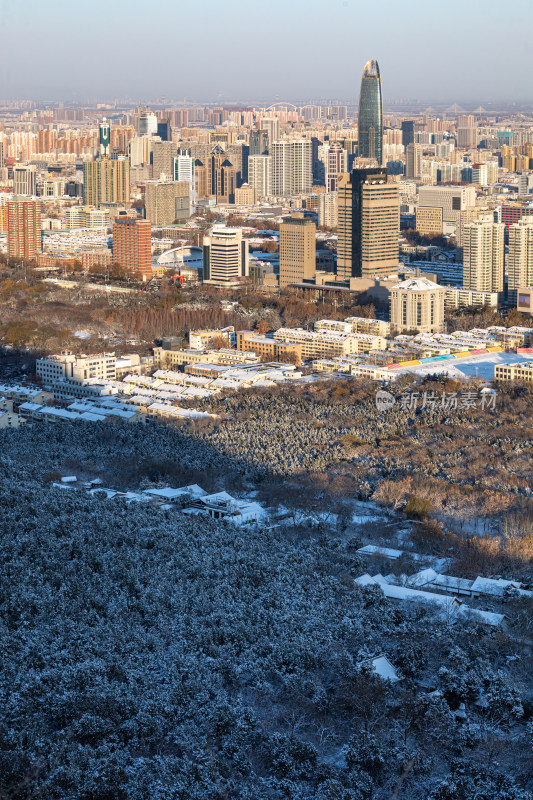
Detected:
[7,199,42,261]
[112,217,151,279]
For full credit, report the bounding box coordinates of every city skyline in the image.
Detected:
[0,0,531,104]
[1,0,533,790]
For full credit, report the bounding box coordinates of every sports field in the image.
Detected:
[393,350,533,380]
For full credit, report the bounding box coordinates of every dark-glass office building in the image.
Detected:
[358,60,383,165]
[157,120,171,142]
[401,120,415,148]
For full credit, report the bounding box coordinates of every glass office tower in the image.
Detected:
[358,60,383,165]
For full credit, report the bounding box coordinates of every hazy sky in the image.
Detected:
[0,0,531,104]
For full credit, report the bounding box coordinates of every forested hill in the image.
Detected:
[0,424,532,800]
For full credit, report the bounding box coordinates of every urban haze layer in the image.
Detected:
[0,59,533,800]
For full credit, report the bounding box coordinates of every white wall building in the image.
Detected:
[508,217,533,304]
[462,220,505,293]
[13,165,37,197]
[270,140,312,196]
[318,192,338,228]
[137,111,158,136]
[37,353,116,384]
[174,153,194,188]
[202,227,249,286]
[390,277,446,333]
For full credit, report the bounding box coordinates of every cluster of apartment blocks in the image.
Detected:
[401,185,533,305]
[35,319,533,398]
[0,384,55,428]
[31,348,302,424]
[15,315,533,428]
[209,184,532,309]
[4,172,533,314]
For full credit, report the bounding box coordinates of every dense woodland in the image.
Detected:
[0,264,531,359]
[1,420,532,800]
[194,376,533,560]
[0,265,378,357]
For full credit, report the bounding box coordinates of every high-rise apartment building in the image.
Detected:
[202,227,249,286]
[318,192,338,228]
[0,140,5,167]
[37,128,57,153]
[462,220,505,294]
[471,163,488,186]
[518,173,533,196]
[401,120,415,148]
[110,125,134,155]
[405,143,422,179]
[337,167,399,280]
[457,127,477,148]
[508,218,533,303]
[358,60,383,165]
[321,142,348,192]
[7,199,42,261]
[145,180,190,226]
[248,155,272,198]
[279,213,316,287]
[0,196,7,235]
[270,140,312,195]
[152,141,178,180]
[83,158,130,207]
[13,165,37,196]
[260,118,280,147]
[112,217,151,280]
[129,136,152,168]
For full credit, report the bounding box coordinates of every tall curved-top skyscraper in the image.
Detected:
[358,60,383,165]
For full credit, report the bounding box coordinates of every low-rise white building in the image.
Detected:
[0,408,24,428]
[182,490,268,526]
[37,352,116,384]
